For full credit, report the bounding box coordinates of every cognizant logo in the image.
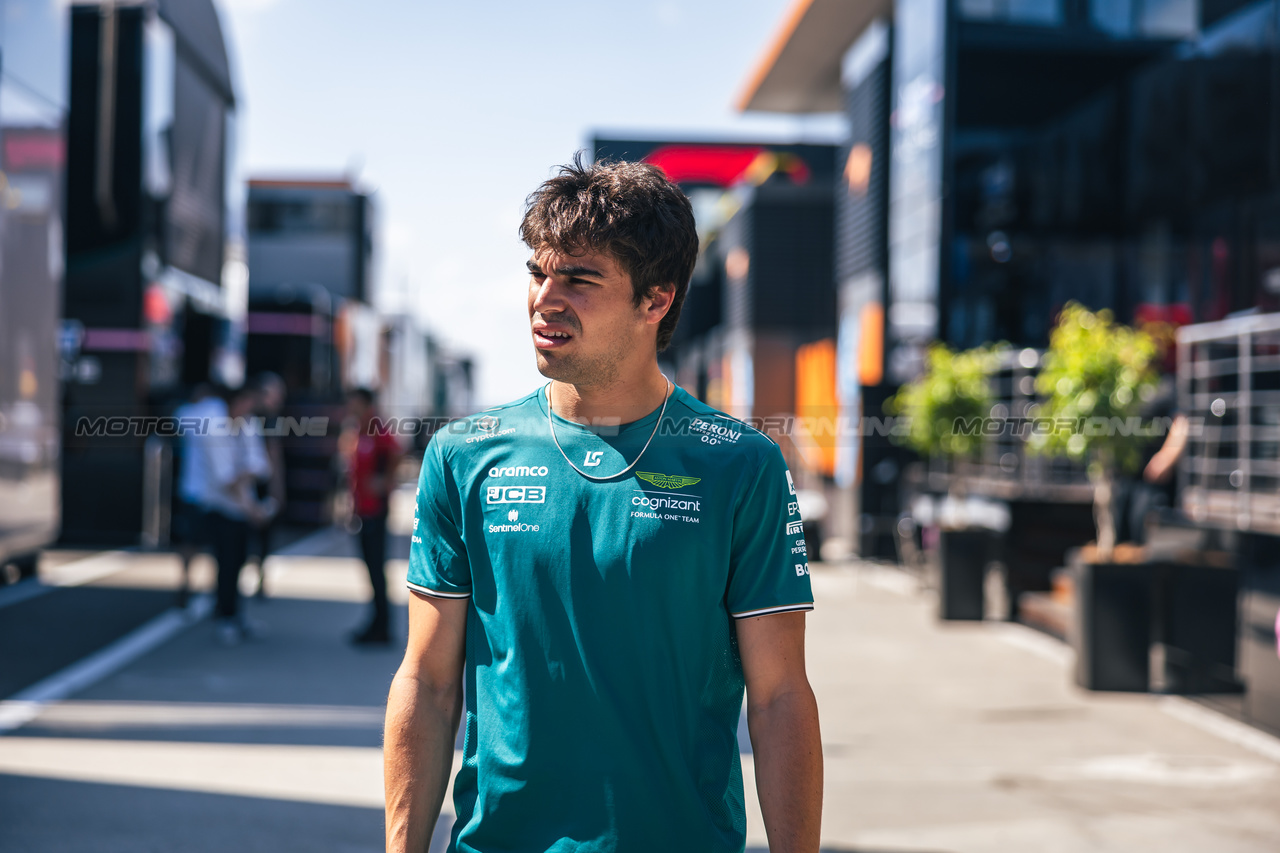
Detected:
[632,495,701,512]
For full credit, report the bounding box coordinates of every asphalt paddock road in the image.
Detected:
[2,555,1279,851]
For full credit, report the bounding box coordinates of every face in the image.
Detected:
[229,392,256,418]
[346,395,371,421]
[527,246,672,387]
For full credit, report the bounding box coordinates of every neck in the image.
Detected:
[549,366,670,425]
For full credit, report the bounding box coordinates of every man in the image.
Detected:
[247,372,287,599]
[205,385,273,645]
[172,383,220,608]
[343,387,402,644]
[385,157,822,852]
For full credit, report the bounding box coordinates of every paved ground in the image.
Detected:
[1,550,1279,852]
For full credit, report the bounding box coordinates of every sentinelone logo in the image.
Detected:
[488,507,540,533]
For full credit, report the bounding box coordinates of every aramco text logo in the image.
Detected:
[507,510,519,522]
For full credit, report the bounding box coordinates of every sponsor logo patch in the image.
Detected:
[690,417,742,445]
[788,501,799,516]
[786,470,796,495]
[636,471,701,490]
[584,451,604,467]
[477,415,499,433]
[488,464,548,478]
[785,520,804,536]
[486,485,546,504]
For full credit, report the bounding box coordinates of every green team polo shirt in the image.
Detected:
[408,385,814,853]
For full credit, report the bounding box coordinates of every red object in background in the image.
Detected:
[644,145,766,186]
[350,429,400,517]
[1135,303,1192,372]
[143,283,172,326]
[1134,303,1193,327]
[643,144,814,187]
[4,130,65,171]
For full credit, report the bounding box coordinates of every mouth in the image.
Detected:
[533,327,574,350]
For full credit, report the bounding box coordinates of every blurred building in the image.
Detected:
[740,0,1280,556]
[244,178,472,522]
[61,0,243,545]
[0,0,67,575]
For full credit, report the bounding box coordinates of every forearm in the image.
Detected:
[748,686,823,853]
[384,669,462,853]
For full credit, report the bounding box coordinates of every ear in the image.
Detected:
[643,284,676,327]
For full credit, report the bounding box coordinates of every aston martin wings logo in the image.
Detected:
[636,471,701,490]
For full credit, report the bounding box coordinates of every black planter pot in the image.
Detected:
[1160,560,1241,695]
[938,528,989,621]
[1073,556,1153,692]
[1238,534,1280,731]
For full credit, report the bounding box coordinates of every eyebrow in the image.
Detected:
[526,259,606,279]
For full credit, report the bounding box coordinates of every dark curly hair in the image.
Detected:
[519,153,698,352]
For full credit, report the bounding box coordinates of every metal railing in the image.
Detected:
[1179,312,1280,534]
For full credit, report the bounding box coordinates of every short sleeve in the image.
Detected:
[726,445,815,618]
[406,437,472,599]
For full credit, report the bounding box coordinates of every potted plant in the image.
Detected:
[1030,302,1161,690]
[888,342,1005,620]
[1030,302,1160,559]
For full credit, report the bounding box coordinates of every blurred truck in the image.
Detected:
[0,1,69,580]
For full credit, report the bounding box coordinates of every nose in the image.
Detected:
[529,273,566,315]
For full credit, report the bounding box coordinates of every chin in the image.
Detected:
[534,350,566,380]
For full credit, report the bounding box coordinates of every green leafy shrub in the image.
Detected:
[1030,302,1160,472]
[1031,302,1161,555]
[887,343,1006,459]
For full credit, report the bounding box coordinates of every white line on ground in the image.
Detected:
[0,550,133,611]
[0,595,212,734]
[0,578,51,610]
[991,622,1076,666]
[1160,697,1280,765]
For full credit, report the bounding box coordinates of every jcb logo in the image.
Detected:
[487,486,546,504]
[583,451,604,467]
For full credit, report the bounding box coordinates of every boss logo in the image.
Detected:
[487,485,546,504]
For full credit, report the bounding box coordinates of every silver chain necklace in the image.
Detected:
[546,378,672,482]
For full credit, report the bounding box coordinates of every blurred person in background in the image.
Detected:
[1119,327,1188,546]
[342,387,402,645]
[207,386,275,645]
[247,372,288,599]
[384,158,821,853]
[171,383,221,607]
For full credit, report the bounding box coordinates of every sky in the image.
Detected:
[217,0,845,406]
